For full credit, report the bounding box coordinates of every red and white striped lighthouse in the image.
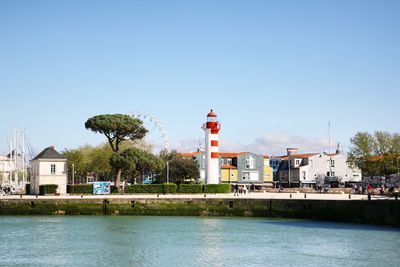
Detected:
[202,109,221,184]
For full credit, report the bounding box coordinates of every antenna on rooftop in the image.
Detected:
[328,121,331,154]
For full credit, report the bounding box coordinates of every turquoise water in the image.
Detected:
[0,216,399,267]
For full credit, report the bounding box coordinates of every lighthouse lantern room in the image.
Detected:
[202,109,221,184]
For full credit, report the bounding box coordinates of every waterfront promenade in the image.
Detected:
[0,192,395,201]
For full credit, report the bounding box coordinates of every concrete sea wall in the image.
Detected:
[0,198,399,227]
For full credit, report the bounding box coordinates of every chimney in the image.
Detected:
[287,148,298,156]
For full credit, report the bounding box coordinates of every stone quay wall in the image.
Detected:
[0,198,399,227]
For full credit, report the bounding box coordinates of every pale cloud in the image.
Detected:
[170,133,337,156]
[169,138,202,153]
[244,134,334,156]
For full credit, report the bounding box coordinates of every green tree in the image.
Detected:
[349,131,400,176]
[348,132,377,175]
[86,144,113,181]
[110,148,164,183]
[391,134,400,174]
[62,148,88,183]
[159,150,200,184]
[85,114,148,188]
[374,131,393,174]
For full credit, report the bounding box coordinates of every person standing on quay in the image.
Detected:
[367,184,372,194]
[234,183,239,196]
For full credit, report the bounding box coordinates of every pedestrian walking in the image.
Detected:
[234,183,239,196]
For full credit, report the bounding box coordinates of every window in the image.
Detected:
[86,175,94,183]
[227,159,232,165]
[246,156,255,169]
[242,171,259,181]
[295,159,301,166]
[302,171,306,180]
[330,160,335,168]
[51,164,56,175]
[221,159,224,165]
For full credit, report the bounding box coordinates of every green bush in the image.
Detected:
[204,184,231,194]
[125,184,164,194]
[163,183,177,194]
[25,183,30,195]
[111,185,119,194]
[178,184,202,194]
[39,184,58,195]
[67,184,93,194]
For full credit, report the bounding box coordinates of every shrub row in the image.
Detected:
[63,183,231,195]
[67,184,93,194]
[39,184,58,195]
[204,184,231,193]
[178,184,203,193]
[111,185,119,194]
[124,183,177,194]
[124,183,230,194]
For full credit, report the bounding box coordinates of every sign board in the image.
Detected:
[93,182,111,195]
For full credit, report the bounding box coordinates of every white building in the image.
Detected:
[0,152,24,186]
[278,146,362,187]
[30,146,67,195]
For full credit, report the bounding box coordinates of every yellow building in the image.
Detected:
[263,155,273,183]
[221,165,238,183]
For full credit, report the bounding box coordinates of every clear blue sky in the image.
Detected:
[1,0,399,156]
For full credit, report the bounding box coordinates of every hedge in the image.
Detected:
[178,184,203,194]
[67,184,93,194]
[39,184,58,195]
[111,185,119,194]
[124,183,177,194]
[125,184,164,194]
[163,183,177,194]
[204,184,231,193]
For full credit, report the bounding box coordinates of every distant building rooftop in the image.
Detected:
[32,146,65,161]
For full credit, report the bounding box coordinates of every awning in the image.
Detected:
[325,177,339,183]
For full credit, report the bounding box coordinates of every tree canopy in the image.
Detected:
[110,148,164,178]
[348,131,400,176]
[63,144,112,183]
[63,143,164,184]
[159,149,200,184]
[85,114,148,152]
[85,114,148,187]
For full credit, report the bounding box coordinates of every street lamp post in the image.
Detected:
[72,163,75,195]
[288,157,291,188]
[166,161,169,184]
[72,163,75,185]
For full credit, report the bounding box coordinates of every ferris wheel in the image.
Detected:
[130,112,169,153]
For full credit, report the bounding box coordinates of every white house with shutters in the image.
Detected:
[277,145,362,187]
[30,146,67,195]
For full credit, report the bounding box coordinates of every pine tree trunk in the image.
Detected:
[115,169,122,190]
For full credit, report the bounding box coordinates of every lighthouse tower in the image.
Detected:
[202,109,221,184]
